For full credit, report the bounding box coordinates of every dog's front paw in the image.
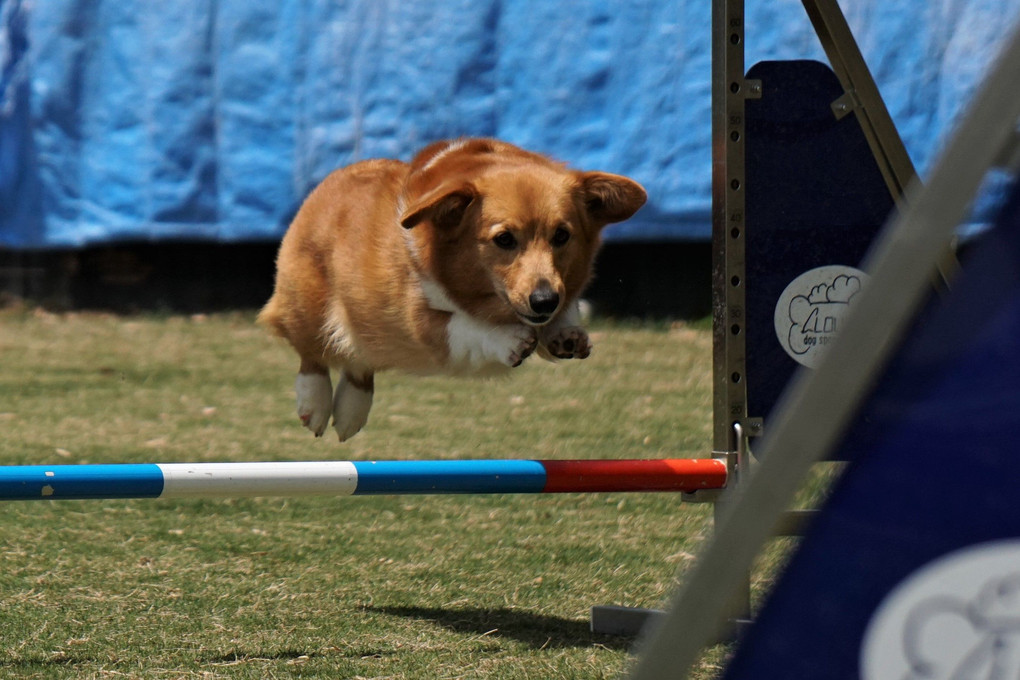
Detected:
[446,315,538,371]
[504,325,539,367]
[541,326,592,359]
[295,371,333,437]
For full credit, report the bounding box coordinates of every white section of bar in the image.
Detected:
[156,462,358,498]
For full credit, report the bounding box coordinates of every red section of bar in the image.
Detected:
[540,459,727,493]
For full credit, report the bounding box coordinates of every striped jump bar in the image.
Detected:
[0,459,727,501]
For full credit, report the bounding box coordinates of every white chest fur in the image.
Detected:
[420,276,537,374]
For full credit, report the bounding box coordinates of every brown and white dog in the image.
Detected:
[258,138,646,441]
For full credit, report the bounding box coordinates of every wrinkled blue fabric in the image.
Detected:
[1,0,1018,248]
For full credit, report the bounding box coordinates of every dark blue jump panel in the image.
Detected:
[723,179,1020,679]
[744,60,895,424]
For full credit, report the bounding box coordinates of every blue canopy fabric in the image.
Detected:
[1,0,1018,248]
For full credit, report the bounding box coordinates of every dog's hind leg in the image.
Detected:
[296,359,334,437]
[333,366,374,442]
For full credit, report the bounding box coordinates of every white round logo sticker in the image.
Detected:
[861,540,1020,680]
[774,265,868,368]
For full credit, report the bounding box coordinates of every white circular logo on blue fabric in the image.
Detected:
[861,540,1020,680]
[774,265,868,368]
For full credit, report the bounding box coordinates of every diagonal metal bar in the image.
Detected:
[802,0,918,202]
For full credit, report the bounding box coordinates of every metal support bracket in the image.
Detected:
[590,605,664,637]
[831,89,862,120]
[683,451,736,504]
[713,0,749,463]
[682,488,725,504]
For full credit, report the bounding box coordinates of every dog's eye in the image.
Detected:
[551,226,571,247]
[493,231,518,250]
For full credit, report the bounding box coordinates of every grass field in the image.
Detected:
[0,308,789,679]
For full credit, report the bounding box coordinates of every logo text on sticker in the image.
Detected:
[774,265,869,368]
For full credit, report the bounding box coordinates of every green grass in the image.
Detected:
[0,309,803,679]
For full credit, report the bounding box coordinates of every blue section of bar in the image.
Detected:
[0,464,165,500]
[351,460,548,495]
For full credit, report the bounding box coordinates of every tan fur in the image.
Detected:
[258,138,646,441]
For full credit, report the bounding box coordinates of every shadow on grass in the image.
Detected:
[202,646,397,664]
[366,605,635,650]
[0,653,101,670]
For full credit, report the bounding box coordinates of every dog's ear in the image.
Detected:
[400,184,477,230]
[577,172,647,226]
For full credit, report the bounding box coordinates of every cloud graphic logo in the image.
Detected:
[862,541,1020,680]
[774,266,868,368]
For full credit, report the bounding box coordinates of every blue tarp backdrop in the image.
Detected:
[1,0,1018,249]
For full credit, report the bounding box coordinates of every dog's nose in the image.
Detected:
[528,288,560,316]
